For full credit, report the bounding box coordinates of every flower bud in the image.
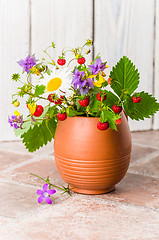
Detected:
[13,100,20,107]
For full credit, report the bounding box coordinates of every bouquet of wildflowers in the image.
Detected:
[9,39,159,152]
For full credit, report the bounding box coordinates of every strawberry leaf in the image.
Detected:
[123,91,159,120]
[21,117,57,152]
[66,107,76,117]
[34,85,46,97]
[109,56,140,97]
[100,110,118,131]
[103,91,119,108]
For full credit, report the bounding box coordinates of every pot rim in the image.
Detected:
[66,110,125,119]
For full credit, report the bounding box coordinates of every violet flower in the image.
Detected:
[18,54,37,73]
[89,58,105,75]
[72,68,94,95]
[36,184,56,204]
[8,114,23,129]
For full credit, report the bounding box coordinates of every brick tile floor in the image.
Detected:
[0,131,159,239]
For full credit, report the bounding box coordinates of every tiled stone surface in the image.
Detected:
[0,196,159,240]
[132,130,159,148]
[131,144,157,163]
[0,150,32,171]
[0,216,11,227]
[97,173,159,209]
[10,159,65,186]
[0,182,38,218]
[130,154,159,177]
[0,182,69,219]
[0,140,54,155]
[0,131,159,239]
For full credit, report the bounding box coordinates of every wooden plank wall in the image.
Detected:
[0,0,158,140]
[0,0,30,140]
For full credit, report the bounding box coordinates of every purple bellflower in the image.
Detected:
[72,68,94,95]
[36,184,56,204]
[8,114,23,129]
[89,58,105,75]
[18,54,37,73]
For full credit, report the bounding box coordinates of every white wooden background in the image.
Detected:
[0,0,159,141]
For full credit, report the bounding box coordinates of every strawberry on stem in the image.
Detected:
[48,94,54,102]
[57,58,66,66]
[77,57,86,65]
[54,96,64,105]
[48,94,64,105]
[97,121,109,130]
[132,96,141,103]
[115,118,122,125]
[112,105,122,113]
[79,97,89,107]
[97,92,107,102]
[33,105,44,117]
[57,112,67,121]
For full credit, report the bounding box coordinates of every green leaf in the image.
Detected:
[109,56,140,97]
[100,110,118,130]
[34,85,46,97]
[14,121,34,137]
[103,91,119,108]
[66,107,76,117]
[21,117,57,152]
[46,105,57,118]
[46,68,51,75]
[123,91,159,120]
[89,94,100,114]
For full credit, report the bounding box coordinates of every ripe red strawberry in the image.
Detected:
[57,112,67,121]
[48,94,54,102]
[79,97,89,107]
[97,121,109,130]
[77,57,86,65]
[132,96,141,103]
[97,92,107,102]
[112,105,122,113]
[115,118,122,125]
[33,105,44,117]
[54,96,64,105]
[57,58,66,66]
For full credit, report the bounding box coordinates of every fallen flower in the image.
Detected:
[36,183,56,204]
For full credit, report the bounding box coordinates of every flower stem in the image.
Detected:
[30,173,72,196]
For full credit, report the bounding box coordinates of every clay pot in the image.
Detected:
[54,111,132,195]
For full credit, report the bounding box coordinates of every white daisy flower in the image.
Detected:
[41,67,73,97]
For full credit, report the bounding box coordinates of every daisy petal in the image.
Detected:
[37,189,43,195]
[38,195,44,204]
[45,196,52,204]
[43,183,48,192]
[48,189,56,195]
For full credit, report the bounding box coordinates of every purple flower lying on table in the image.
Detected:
[18,54,37,73]
[89,58,105,75]
[37,183,56,204]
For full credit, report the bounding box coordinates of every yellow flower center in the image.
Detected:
[47,78,62,92]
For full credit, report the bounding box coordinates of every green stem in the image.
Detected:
[67,58,76,67]
[30,173,71,193]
